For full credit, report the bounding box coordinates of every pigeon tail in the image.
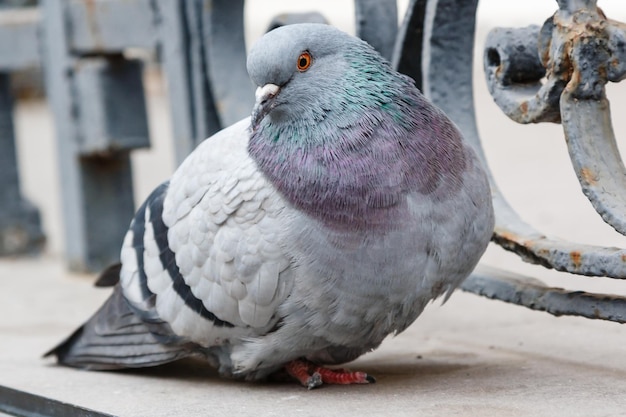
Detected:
[44,285,191,370]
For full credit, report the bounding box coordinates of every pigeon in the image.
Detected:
[46,23,494,388]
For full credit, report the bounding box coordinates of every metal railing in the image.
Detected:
[0,0,625,323]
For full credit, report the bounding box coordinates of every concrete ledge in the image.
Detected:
[2,256,626,416]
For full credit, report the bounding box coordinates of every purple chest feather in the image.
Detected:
[248,95,467,232]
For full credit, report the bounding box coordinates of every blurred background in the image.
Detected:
[6,0,626,296]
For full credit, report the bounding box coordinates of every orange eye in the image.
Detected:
[297,52,312,71]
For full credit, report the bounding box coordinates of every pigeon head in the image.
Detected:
[247,23,379,130]
[246,24,467,230]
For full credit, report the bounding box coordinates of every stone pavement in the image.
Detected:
[2,254,626,417]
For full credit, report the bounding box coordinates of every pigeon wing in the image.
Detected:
[120,118,294,348]
[48,118,294,369]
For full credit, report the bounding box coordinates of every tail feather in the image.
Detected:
[45,285,192,370]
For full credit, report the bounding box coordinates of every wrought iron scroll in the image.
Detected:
[402,0,626,321]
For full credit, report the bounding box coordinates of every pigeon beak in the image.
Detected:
[251,83,280,129]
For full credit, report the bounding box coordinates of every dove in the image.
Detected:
[46,23,494,388]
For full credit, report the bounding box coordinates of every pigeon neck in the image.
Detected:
[247,96,467,232]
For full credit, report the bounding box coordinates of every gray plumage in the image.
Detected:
[46,24,494,385]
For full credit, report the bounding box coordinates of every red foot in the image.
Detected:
[285,359,375,389]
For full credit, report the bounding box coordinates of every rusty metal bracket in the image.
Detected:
[485,1,626,238]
